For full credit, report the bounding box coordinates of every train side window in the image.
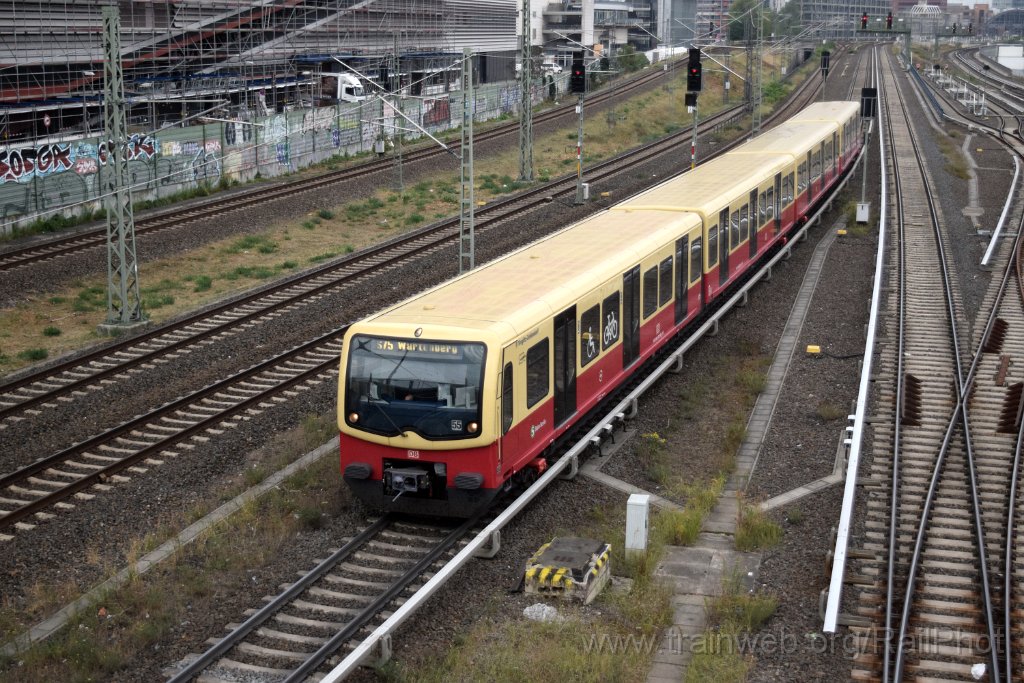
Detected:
[501,362,514,434]
[643,266,659,318]
[811,151,820,181]
[689,237,702,284]
[730,210,740,247]
[758,191,767,225]
[601,292,620,350]
[580,305,600,367]
[766,187,775,221]
[739,205,749,242]
[787,173,795,202]
[797,163,807,192]
[659,257,673,306]
[526,339,549,408]
[707,226,718,268]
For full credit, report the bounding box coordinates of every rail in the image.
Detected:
[981,148,1020,267]
[322,142,865,681]
[823,51,886,633]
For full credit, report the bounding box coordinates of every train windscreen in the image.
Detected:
[344,335,486,439]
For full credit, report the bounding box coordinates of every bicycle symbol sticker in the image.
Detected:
[603,312,618,347]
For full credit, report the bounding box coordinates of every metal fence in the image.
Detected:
[0,77,555,235]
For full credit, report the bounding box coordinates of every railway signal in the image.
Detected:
[861,12,868,29]
[570,53,586,94]
[886,12,893,29]
[686,48,702,92]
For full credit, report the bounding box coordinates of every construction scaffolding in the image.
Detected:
[0,0,516,143]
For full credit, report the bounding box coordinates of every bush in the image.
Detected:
[42,326,62,337]
[18,348,48,361]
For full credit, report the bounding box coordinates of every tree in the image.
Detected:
[728,0,776,40]
[616,45,650,73]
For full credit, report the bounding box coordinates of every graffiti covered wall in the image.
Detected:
[1,77,563,233]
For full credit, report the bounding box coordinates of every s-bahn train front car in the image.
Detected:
[338,325,503,517]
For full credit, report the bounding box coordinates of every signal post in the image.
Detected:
[571,53,587,204]
[686,48,702,170]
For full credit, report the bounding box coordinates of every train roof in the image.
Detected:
[356,207,703,342]
[614,150,792,217]
[728,120,840,157]
[784,100,860,124]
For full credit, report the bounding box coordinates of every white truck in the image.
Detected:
[322,72,369,103]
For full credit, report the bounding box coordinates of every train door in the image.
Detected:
[552,307,577,426]
[499,346,517,473]
[832,132,839,176]
[773,173,782,234]
[623,266,641,367]
[718,208,729,287]
[748,189,758,259]
[806,150,813,200]
[674,236,688,324]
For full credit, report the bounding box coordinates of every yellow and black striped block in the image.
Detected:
[524,537,612,604]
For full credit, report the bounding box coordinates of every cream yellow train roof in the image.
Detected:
[613,149,793,218]
[783,100,861,125]
[352,206,703,343]
[727,119,839,158]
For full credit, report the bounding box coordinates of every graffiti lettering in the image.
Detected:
[191,149,222,182]
[0,143,76,184]
[98,134,158,165]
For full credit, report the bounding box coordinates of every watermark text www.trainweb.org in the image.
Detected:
[582,626,1003,657]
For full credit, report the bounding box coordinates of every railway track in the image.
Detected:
[0,71,824,428]
[0,326,344,539]
[0,103,749,425]
[0,75,829,540]
[0,54,831,430]
[847,48,1020,683]
[162,113,875,678]
[165,514,476,682]
[0,67,673,273]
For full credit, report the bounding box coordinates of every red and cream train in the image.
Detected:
[336,101,864,516]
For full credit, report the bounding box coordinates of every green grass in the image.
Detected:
[479,174,524,194]
[17,348,48,361]
[42,326,61,337]
[636,432,669,484]
[735,504,782,551]
[653,476,725,546]
[225,235,277,255]
[190,275,213,292]
[309,251,340,263]
[816,400,845,421]
[686,570,778,683]
[224,266,276,280]
[73,286,107,312]
[141,294,174,310]
[784,507,804,525]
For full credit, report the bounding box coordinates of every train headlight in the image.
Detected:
[348,412,359,423]
[467,422,479,434]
